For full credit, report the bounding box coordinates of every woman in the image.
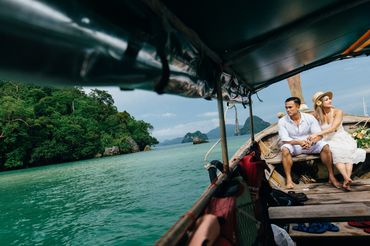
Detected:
[309,91,366,190]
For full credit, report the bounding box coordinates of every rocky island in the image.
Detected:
[182,131,209,144]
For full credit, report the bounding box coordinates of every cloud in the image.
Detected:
[141,112,176,118]
[162,112,176,117]
[153,119,219,140]
[196,110,248,125]
[197,111,218,117]
[154,116,244,141]
[335,88,370,102]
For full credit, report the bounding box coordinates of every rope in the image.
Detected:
[204,103,238,168]
[260,138,281,160]
[204,139,222,169]
[352,117,370,128]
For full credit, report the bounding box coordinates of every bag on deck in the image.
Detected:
[238,151,267,202]
[268,188,304,206]
[238,150,277,246]
[205,176,259,245]
[206,195,236,244]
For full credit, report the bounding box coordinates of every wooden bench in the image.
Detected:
[263,153,320,165]
[263,148,370,165]
[268,203,370,224]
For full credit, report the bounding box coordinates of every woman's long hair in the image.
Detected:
[314,99,326,125]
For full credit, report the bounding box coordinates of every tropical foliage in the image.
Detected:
[352,126,370,148]
[0,81,158,170]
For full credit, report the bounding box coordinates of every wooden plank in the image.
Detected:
[264,148,369,165]
[278,178,370,193]
[305,185,370,195]
[264,153,320,165]
[351,178,370,185]
[289,222,370,238]
[303,191,370,205]
[342,115,370,125]
[269,203,370,223]
[280,183,370,195]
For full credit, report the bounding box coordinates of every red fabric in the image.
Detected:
[364,227,370,234]
[238,152,266,188]
[206,196,236,244]
[238,153,267,206]
[214,236,233,246]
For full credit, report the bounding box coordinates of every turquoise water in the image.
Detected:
[0,135,249,245]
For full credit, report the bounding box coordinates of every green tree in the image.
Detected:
[0,95,33,168]
[0,81,158,170]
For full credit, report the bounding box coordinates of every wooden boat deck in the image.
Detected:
[268,179,370,239]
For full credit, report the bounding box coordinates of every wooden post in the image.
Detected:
[216,77,230,174]
[287,74,308,110]
[248,93,255,142]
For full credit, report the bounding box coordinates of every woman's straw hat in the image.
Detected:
[312,91,333,108]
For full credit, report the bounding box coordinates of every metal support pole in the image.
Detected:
[248,93,255,142]
[216,77,230,174]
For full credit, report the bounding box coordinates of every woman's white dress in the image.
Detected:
[321,122,366,164]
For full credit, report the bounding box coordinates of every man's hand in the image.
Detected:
[300,139,312,149]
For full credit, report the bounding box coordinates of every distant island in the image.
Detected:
[182,131,209,144]
[160,116,270,145]
[240,115,271,135]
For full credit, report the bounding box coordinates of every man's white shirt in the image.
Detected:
[278,112,321,142]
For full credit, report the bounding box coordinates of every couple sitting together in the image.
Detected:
[278,91,366,190]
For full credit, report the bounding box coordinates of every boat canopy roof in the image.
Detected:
[0,0,369,102]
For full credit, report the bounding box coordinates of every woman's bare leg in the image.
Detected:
[320,145,340,188]
[336,163,352,190]
[345,163,353,179]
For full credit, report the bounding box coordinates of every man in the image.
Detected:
[278,97,340,188]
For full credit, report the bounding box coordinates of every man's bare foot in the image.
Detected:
[286,182,295,189]
[329,178,341,189]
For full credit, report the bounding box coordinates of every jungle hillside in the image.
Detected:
[0,81,158,171]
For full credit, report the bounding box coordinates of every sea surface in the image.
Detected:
[0,135,249,245]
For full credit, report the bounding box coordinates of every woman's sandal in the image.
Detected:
[322,222,339,232]
[292,223,308,232]
[306,223,327,233]
[347,221,370,233]
[293,222,336,234]
[348,221,370,228]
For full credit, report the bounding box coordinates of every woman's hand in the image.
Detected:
[308,134,320,143]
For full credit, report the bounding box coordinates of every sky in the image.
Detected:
[85,56,370,142]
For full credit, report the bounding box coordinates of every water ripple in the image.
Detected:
[0,136,247,245]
